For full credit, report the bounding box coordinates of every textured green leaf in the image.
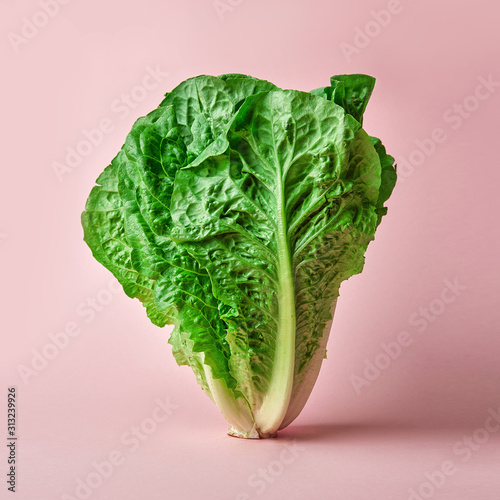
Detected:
[82,73,396,438]
[371,136,397,213]
[170,89,387,433]
[81,154,173,327]
[82,74,281,416]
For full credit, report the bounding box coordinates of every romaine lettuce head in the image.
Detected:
[81,73,396,438]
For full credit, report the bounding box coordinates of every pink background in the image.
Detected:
[1,1,499,499]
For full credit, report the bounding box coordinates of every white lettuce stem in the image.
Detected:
[202,360,258,438]
[279,299,337,429]
[253,162,296,437]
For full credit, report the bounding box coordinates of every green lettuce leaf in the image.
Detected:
[82,73,396,438]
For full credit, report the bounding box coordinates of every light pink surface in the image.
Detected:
[1,1,500,499]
